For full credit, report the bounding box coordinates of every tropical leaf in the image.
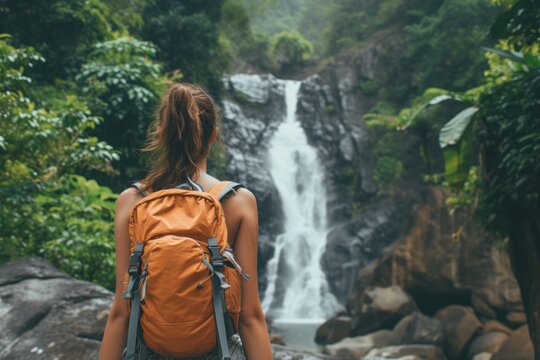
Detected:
[481,46,524,63]
[427,94,455,106]
[443,125,475,188]
[482,46,540,71]
[439,106,479,148]
[402,93,464,129]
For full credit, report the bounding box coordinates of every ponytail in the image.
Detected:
[141,83,219,193]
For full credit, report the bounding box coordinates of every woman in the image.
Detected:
[99,83,273,360]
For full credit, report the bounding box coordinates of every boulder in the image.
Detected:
[491,325,534,360]
[481,321,512,336]
[315,316,352,345]
[394,313,444,347]
[364,345,446,360]
[269,333,286,346]
[472,294,497,319]
[504,311,527,326]
[0,257,113,360]
[348,188,523,319]
[435,306,482,359]
[349,286,418,335]
[467,332,508,358]
[323,330,402,359]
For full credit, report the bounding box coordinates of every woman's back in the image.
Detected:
[99,82,272,360]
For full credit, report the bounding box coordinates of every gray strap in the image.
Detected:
[130,182,149,197]
[212,271,232,360]
[124,283,142,360]
[123,243,144,360]
[208,237,232,360]
[218,182,243,201]
[174,175,204,191]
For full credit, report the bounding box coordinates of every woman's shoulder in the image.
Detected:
[219,181,256,205]
[219,182,257,218]
[234,186,256,205]
[116,185,145,213]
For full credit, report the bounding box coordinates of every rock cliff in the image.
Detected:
[221,73,287,287]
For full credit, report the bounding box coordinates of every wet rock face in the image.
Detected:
[296,61,377,223]
[321,196,416,302]
[221,73,286,287]
[0,257,113,360]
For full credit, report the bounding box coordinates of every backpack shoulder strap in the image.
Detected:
[208,181,244,202]
[130,181,149,197]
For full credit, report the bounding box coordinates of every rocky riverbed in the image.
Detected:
[0,256,533,360]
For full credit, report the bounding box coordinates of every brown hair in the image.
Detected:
[140,83,219,193]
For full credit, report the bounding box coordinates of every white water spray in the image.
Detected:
[262,80,340,321]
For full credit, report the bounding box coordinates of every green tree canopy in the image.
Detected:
[0,0,114,80]
[76,37,167,189]
[140,0,229,95]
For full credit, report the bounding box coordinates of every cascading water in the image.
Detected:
[262,80,340,323]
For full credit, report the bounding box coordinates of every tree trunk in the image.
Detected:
[508,214,540,359]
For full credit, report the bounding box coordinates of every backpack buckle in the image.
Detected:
[127,243,144,274]
[124,243,144,299]
[208,237,223,269]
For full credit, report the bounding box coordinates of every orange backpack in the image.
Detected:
[122,177,249,360]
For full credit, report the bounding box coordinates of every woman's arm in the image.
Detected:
[99,188,141,360]
[226,188,273,360]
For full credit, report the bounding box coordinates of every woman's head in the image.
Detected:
[141,83,219,192]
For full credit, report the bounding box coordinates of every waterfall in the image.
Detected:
[262,80,340,321]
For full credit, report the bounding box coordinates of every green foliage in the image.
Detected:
[374,156,404,183]
[241,0,306,37]
[365,119,409,187]
[477,66,540,235]
[489,0,540,49]
[446,166,480,214]
[324,104,337,115]
[319,0,445,55]
[271,31,314,69]
[293,0,500,109]
[0,0,114,80]
[359,79,380,97]
[0,38,118,288]
[76,37,166,188]
[404,0,501,91]
[101,0,147,32]
[439,106,479,148]
[391,2,540,236]
[221,1,277,71]
[141,0,229,95]
[40,175,117,289]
